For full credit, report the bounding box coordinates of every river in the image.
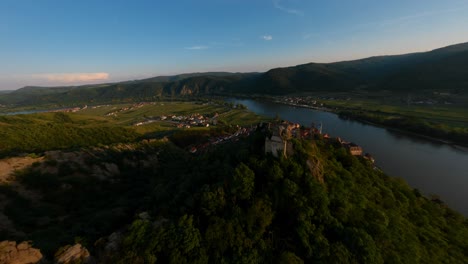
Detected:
[230,98,468,216]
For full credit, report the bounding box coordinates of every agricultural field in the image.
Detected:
[324,99,468,128]
[0,101,268,157]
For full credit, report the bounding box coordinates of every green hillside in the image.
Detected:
[254,42,468,94]
[252,63,364,94]
[0,101,265,157]
[1,128,467,263]
[380,49,468,91]
[0,73,258,106]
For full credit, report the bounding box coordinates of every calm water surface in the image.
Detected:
[230,99,468,215]
[1,109,62,115]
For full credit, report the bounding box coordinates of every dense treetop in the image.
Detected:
[114,131,468,263]
[1,125,467,262]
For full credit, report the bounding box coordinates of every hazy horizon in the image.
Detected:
[1,0,468,90]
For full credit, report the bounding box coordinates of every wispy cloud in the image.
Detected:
[273,0,303,16]
[262,35,273,41]
[184,45,209,50]
[32,72,109,83]
[210,39,245,48]
[185,39,245,50]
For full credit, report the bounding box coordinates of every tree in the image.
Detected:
[231,163,255,200]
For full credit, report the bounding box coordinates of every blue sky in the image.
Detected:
[1,0,468,89]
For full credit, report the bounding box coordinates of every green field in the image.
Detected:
[324,100,468,127]
[0,101,268,156]
[77,101,265,125]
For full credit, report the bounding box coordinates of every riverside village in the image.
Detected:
[264,121,374,162]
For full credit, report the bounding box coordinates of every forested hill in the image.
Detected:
[1,128,467,263]
[253,42,468,94]
[112,134,468,263]
[1,42,468,105]
[0,72,259,106]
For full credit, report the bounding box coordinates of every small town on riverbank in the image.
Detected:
[264,120,375,162]
[184,117,375,165]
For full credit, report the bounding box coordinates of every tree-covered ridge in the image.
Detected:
[114,131,468,263]
[1,127,467,263]
[0,73,258,106]
[1,42,468,106]
[0,112,138,157]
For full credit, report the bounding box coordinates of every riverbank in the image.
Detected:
[271,100,333,112]
[337,110,468,148]
[343,116,468,150]
[227,97,468,215]
[262,98,468,148]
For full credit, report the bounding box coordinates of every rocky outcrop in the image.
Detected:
[54,244,93,264]
[0,241,43,264]
[307,157,324,184]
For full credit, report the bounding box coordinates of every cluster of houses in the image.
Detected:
[189,126,254,153]
[50,105,87,113]
[275,96,345,109]
[275,96,357,109]
[91,105,111,109]
[279,96,320,107]
[265,121,374,162]
[134,113,219,128]
[106,102,152,117]
[413,100,437,105]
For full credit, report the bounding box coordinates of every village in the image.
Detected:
[26,99,375,162]
[134,112,218,128]
[105,102,154,116]
[273,95,347,109]
[185,117,375,164]
[277,96,322,107]
[264,120,375,163]
[188,125,255,154]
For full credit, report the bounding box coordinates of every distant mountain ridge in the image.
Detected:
[1,72,259,105]
[254,42,468,94]
[1,42,468,105]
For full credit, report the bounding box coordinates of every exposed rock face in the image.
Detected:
[307,157,324,184]
[180,85,194,95]
[0,241,43,264]
[54,244,93,264]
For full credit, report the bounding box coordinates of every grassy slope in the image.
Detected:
[0,102,267,157]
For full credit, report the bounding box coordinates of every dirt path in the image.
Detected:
[0,156,44,183]
[0,156,44,237]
